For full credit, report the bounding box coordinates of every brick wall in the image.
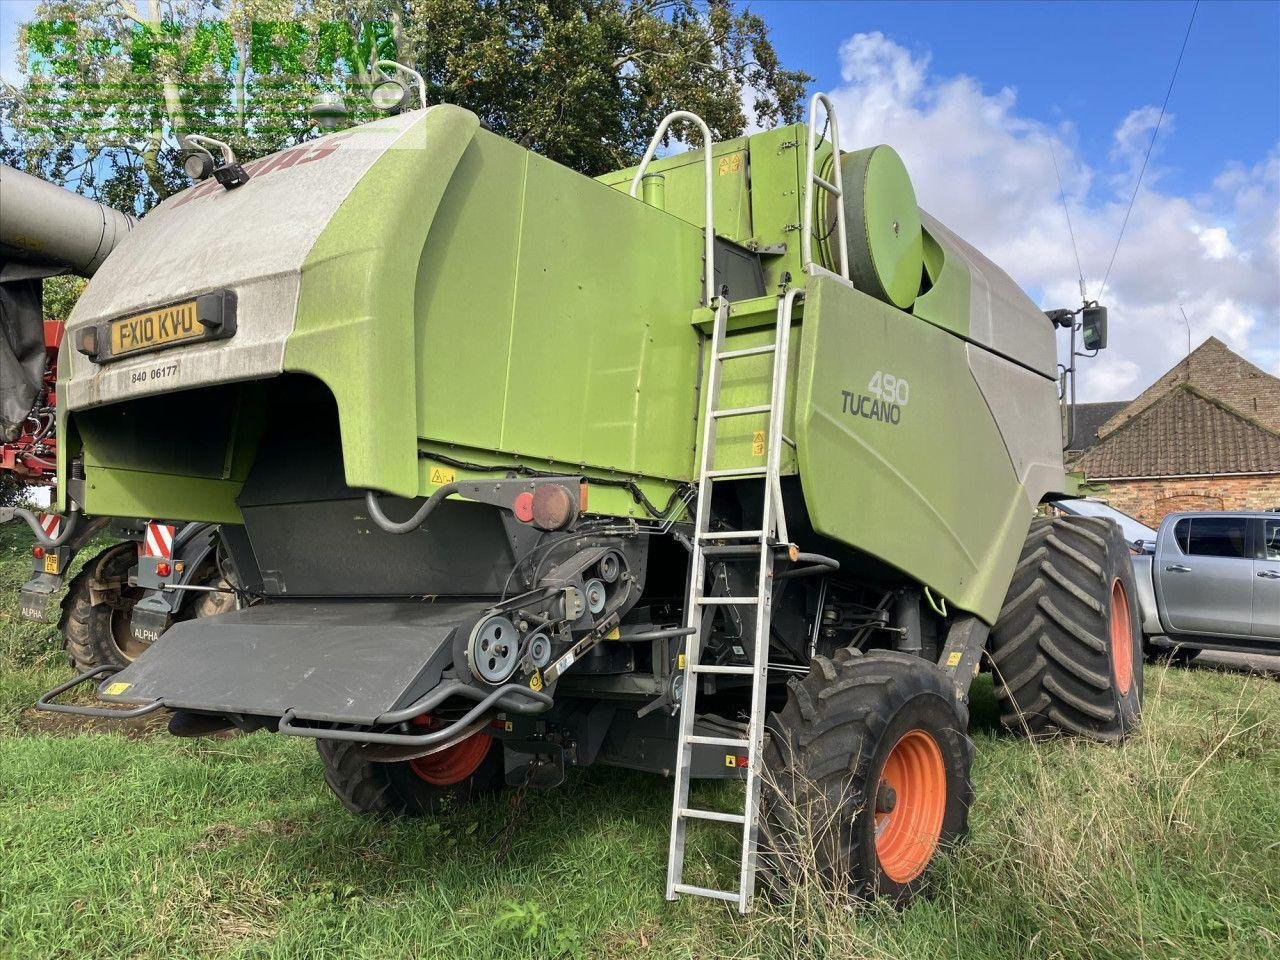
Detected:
[1088,474,1280,528]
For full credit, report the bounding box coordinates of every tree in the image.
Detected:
[5,0,808,212]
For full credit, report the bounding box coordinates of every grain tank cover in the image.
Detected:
[837,145,923,310]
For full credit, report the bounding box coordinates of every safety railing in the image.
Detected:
[630,111,716,305]
[802,93,850,279]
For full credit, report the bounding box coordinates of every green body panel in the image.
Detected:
[285,107,480,498]
[414,132,704,484]
[794,274,1031,622]
[840,146,923,310]
[912,224,971,338]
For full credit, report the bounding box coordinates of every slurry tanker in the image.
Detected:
[15,87,1137,911]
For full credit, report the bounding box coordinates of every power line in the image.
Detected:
[1096,0,1199,302]
[1049,139,1086,302]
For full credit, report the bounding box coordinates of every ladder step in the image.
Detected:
[699,544,765,559]
[689,663,754,675]
[672,883,740,904]
[680,807,747,825]
[705,467,767,479]
[716,343,776,360]
[697,530,765,541]
[711,404,772,419]
[695,596,760,605]
[685,734,750,748]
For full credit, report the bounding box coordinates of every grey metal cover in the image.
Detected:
[99,600,488,724]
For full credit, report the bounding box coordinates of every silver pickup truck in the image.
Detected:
[1058,502,1280,661]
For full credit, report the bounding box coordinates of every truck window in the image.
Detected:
[1174,518,1190,552]
[1183,516,1249,559]
[1264,519,1280,561]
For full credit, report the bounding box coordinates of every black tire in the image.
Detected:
[761,649,972,907]
[59,543,147,671]
[317,733,505,817]
[989,515,1142,742]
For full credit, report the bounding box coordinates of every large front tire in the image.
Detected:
[990,515,1143,742]
[762,650,972,906]
[317,730,504,817]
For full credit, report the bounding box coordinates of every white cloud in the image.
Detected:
[826,32,1280,401]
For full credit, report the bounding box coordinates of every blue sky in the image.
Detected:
[2,0,1278,399]
[759,0,1278,201]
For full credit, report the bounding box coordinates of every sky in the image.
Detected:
[2,0,1278,401]
[756,0,1280,400]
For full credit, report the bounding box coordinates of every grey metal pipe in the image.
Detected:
[0,165,135,277]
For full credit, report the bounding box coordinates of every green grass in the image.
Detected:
[1,523,1277,959]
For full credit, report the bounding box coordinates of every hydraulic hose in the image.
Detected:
[364,483,461,535]
[4,505,82,547]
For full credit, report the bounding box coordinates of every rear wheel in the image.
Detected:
[989,515,1143,742]
[59,544,149,672]
[761,649,972,906]
[318,728,504,816]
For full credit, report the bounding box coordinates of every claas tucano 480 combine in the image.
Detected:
[28,91,1140,911]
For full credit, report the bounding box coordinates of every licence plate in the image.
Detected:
[109,300,203,357]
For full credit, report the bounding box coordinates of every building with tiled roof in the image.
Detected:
[1071,337,1280,527]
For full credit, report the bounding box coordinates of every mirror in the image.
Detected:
[1082,304,1108,351]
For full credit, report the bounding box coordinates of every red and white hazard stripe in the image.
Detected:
[143,522,175,559]
[37,513,61,539]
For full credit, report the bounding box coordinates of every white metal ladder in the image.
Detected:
[664,92,848,912]
[665,287,803,912]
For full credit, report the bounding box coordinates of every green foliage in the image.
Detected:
[5,0,809,213]
[42,274,86,322]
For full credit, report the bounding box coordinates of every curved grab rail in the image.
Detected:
[802,93,850,279]
[629,111,716,305]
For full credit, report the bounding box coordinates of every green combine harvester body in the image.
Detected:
[57,104,1062,622]
[32,97,1139,912]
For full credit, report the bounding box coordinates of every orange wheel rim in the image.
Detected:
[874,729,947,884]
[1109,578,1134,696]
[408,716,493,786]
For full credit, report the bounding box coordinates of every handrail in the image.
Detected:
[802,93,850,279]
[630,111,716,305]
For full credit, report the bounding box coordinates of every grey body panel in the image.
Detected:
[61,111,431,412]
[99,599,487,724]
[966,343,1065,505]
[921,210,1057,379]
[1152,512,1266,641]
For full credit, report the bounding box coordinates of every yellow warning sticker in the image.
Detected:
[717,154,743,176]
[104,681,131,696]
[677,653,686,670]
[751,430,765,457]
[43,553,59,574]
[429,465,457,486]
[725,754,737,768]
[529,670,544,692]
[605,626,621,641]
[504,720,514,732]
[945,651,963,668]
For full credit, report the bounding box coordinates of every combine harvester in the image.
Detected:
[15,75,1137,909]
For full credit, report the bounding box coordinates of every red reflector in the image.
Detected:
[32,546,45,559]
[513,491,534,523]
[156,561,171,577]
